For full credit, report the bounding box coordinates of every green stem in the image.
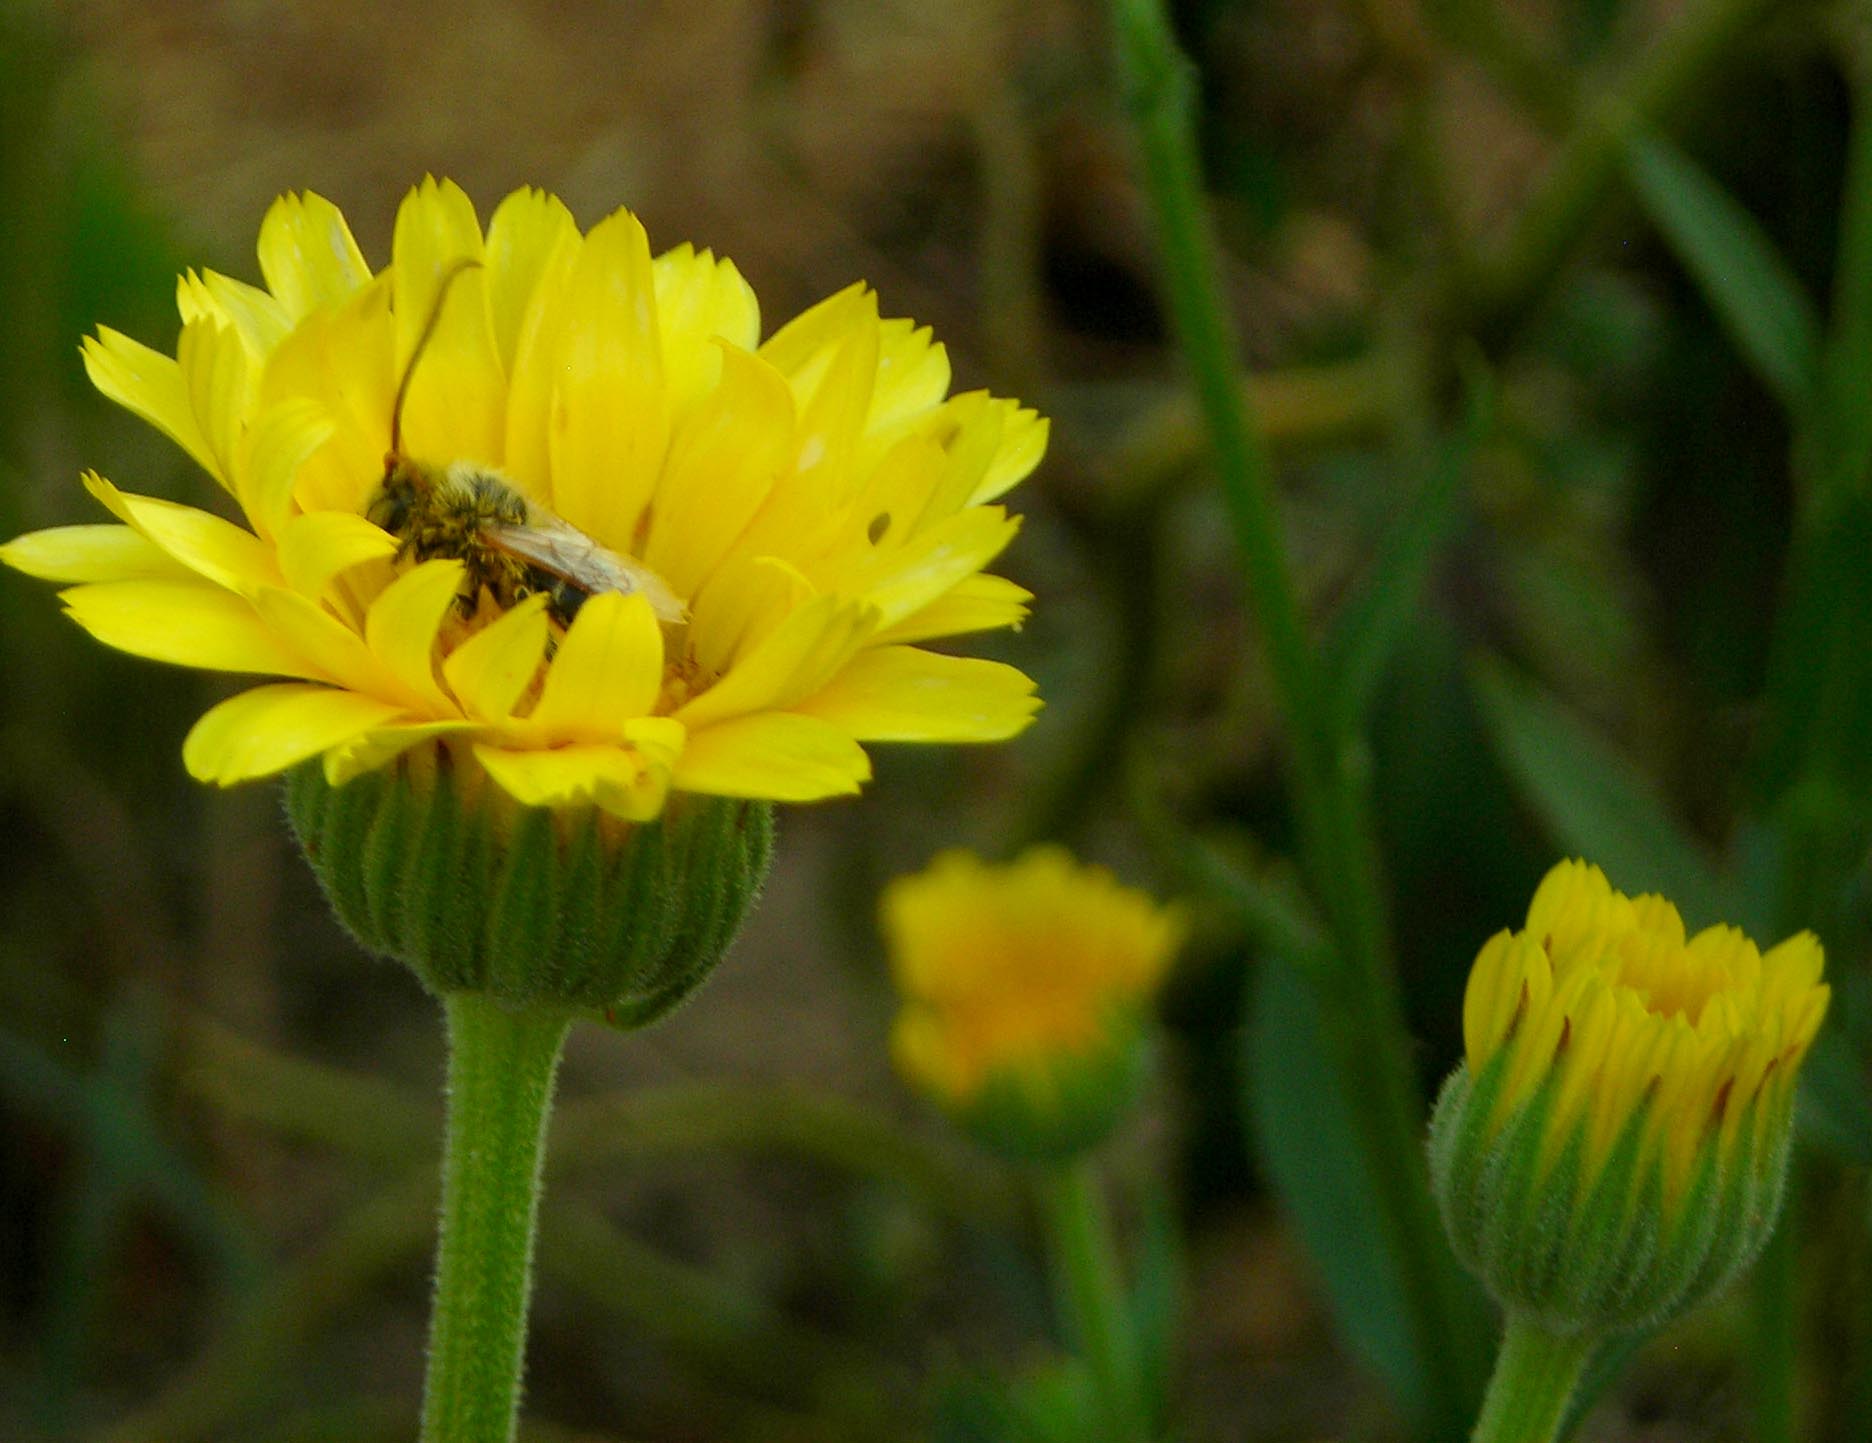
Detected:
[1040,1161,1148,1443]
[422,993,571,1443]
[1108,1,1487,1432]
[1470,1316,1598,1443]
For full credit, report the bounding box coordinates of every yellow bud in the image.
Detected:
[1430,859,1827,1334]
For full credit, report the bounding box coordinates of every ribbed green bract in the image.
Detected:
[284,756,774,1025]
[1427,1052,1795,1337]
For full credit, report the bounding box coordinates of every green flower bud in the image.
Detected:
[1429,860,1828,1337]
[285,741,773,1024]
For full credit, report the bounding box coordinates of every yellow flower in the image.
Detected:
[882,847,1183,1156]
[3,179,1044,819]
[1461,859,1827,1200]
[1431,858,1828,1334]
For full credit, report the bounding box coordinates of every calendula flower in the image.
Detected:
[2,178,1042,820]
[882,847,1183,1159]
[1430,859,1828,1340]
[7,179,1048,1443]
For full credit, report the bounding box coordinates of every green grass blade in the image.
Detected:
[1809,52,1872,508]
[1242,961,1432,1428]
[1323,387,1488,736]
[1625,131,1823,418]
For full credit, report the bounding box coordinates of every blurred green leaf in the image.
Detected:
[930,1361,1097,1443]
[1809,63,1872,508]
[1625,132,1822,418]
[1469,656,1728,927]
[1755,495,1872,803]
[1323,388,1487,737]
[1243,961,1424,1424]
[1794,1027,1872,1167]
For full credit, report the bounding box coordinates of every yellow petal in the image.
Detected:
[238,397,334,539]
[529,592,663,740]
[82,473,277,595]
[870,317,950,431]
[789,289,879,492]
[794,646,1039,741]
[323,721,475,786]
[834,432,947,553]
[673,712,871,801]
[546,209,667,547]
[184,683,405,785]
[276,511,398,599]
[729,297,880,561]
[758,281,867,380]
[257,191,373,321]
[968,399,1048,506]
[177,269,290,356]
[848,506,1021,629]
[653,244,760,417]
[687,554,815,678]
[391,177,502,465]
[441,593,550,720]
[675,593,877,731]
[0,524,191,583]
[61,580,314,675]
[874,573,1031,644]
[252,585,391,694]
[473,741,672,820]
[364,559,462,712]
[644,344,795,599]
[485,187,578,378]
[257,277,396,516]
[82,328,220,481]
[1462,931,1520,1063]
[624,715,686,768]
[178,315,255,481]
[502,229,582,500]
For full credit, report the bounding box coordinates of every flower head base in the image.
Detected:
[2,180,1044,820]
[1430,860,1828,1335]
[882,847,1184,1160]
[285,751,772,1022]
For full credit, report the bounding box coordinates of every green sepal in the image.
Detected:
[285,750,774,1024]
[1547,1112,1657,1327]
[954,1017,1154,1164]
[1428,1056,1804,1340]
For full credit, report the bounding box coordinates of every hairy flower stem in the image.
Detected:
[1469,1317,1597,1443]
[421,993,571,1443]
[1107,0,1486,1434]
[1041,1162,1148,1443]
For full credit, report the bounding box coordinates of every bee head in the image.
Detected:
[367,458,426,534]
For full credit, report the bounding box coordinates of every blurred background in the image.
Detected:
[2,0,1868,1440]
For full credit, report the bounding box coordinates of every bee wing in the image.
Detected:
[485,518,688,625]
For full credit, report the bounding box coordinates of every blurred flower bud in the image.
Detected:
[881,847,1183,1160]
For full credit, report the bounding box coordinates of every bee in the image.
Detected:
[366,260,686,629]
